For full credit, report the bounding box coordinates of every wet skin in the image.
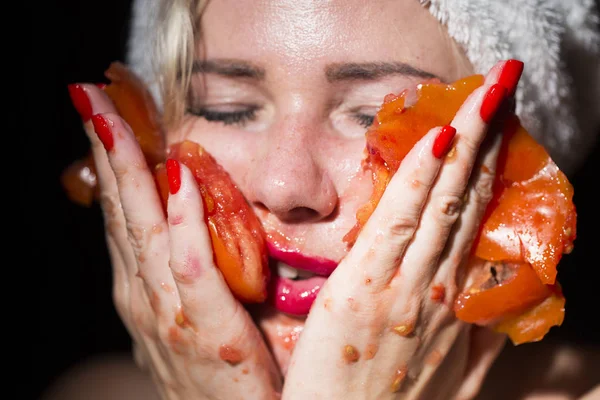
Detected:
[171,0,473,374]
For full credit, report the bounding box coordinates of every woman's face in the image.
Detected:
[169,0,473,373]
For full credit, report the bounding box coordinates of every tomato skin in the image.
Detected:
[473,118,577,285]
[493,291,565,345]
[103,62,166,168]
[454,263,554,325]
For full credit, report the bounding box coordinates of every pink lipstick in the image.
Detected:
[270,275,327,316]
[267,242,338,276]
[266,241,338,316]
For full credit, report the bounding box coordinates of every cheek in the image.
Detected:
[337,167,373,224]
[326,138,373,206]
[167,118,257,178]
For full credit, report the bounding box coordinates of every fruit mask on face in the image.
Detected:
[344,75,576,345]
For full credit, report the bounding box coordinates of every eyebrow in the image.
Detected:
[325,62,439,82]
[191,59,266,80]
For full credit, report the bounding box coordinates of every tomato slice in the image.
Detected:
[61,62,166,204]
[155,141,270,303]
[344,75,484,244]
[474,118,576,284]
[454,263,554,325]
[493,290,565,345]
[347,75,576,343]
[103,62,166,168]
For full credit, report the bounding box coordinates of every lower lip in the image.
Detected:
[269,275,327,316]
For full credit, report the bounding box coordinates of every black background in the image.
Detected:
[30,1,598,399]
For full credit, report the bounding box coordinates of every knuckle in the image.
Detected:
[126,222,147,257]
[405,167,434,192]
[387,213,419,242]
[471,168,496,207]
[436,194,463,226]
[114,163,146,190]
[126,220,167,265]
[408,176,430,191]
[218,304,252,343]
[168,255,202,285]
[99,193,124,234]
[458,132,481,155]
[156,321,175,348]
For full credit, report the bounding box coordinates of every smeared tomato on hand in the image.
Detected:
[155,141,270,303]
[62,62,270,303]
[346,75,576,344]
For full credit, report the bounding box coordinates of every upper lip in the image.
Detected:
[267,241,338,277]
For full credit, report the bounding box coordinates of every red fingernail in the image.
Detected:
[91,114,115,151]
[432,125,457,159]
[498,59,524,97]
[480,84,507,124]
[95,83,107,90]
[166,159,181,195]
[67,84,93,122]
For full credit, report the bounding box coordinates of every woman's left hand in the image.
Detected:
[282,60,520,400]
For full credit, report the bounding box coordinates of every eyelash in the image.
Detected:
[354,113,375,128]
[189,107,259,125]
[189,107,375,129]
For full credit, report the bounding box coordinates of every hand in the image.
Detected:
[69,84,283,400]
[282,60,521,400]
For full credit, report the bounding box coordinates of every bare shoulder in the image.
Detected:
[477,338,600,400]
[41,353,161,400]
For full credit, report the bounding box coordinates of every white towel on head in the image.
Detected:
[126,0,161,102]
[125,0,600,175]
[423,0,600,175]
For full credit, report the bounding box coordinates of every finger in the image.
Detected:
[105,234,134,334]
[336,124,457,291]
[433,133,503,296]
[166,160,283,389]
[68,84,138,284]
[90,112,179,316]
[165,159,241,328]
[397,59,522,294]
[432,60,524,296]
[69,84,156,338]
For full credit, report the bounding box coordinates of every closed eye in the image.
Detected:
[188,106,259,126]
[353,113,375,128]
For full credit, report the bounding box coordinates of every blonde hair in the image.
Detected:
[155,0,207,128]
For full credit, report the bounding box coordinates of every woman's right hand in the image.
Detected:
[68,84,283,400]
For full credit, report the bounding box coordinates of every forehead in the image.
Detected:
[198,0,462,81]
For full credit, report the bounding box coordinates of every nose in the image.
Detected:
[246,118,338,224]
